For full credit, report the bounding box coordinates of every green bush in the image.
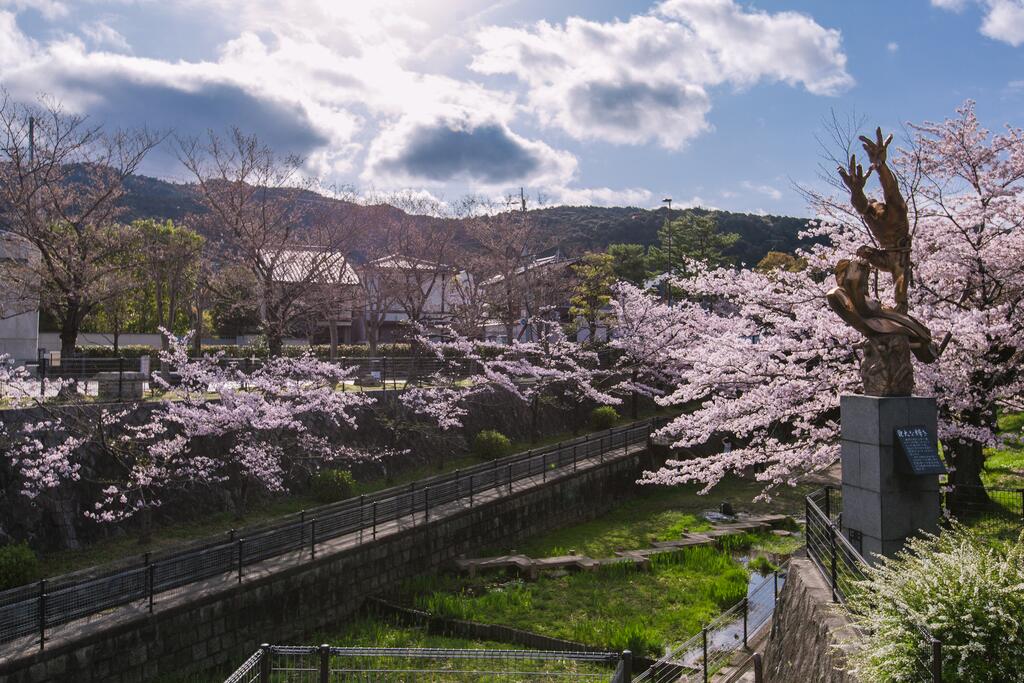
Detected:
[0,543,40,590]
[473,430,513,460]
[846,524,1024,682]
[76,345,159,361]
[310,469,356,503]
[748,555,776,575]
[590,406,619,430]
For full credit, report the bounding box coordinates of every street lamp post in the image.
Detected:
[662,197,673,305]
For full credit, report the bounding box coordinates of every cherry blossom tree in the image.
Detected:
[401,321,620,438]
[626,102,1024,501]
[2,335,378,533]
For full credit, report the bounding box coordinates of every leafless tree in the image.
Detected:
[177,128,364,356]
[0,91,162,356]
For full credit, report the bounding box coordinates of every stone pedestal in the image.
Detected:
[840,395,941,564]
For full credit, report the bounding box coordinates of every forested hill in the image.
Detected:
[527,205,813,266]
[118,174,813,264]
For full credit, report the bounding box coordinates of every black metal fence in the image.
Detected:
[224,645,631,683]
[943,484,1024,523]
[804,488,943,683]
[0,419,660,651]
[632,564,786,683]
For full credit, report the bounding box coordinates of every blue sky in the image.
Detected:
[1,0,1023,216]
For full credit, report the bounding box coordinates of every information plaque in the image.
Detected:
[894,426,947,475]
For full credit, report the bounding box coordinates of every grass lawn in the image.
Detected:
[395,546,749,659]
[981,411,1024,490]
[503,474,808,560]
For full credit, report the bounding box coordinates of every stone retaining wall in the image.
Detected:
[0,448,657,683]
[761,557,863,682]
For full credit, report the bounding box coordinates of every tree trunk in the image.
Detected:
[329,321,338,361]
[267,330,284,357]
[59,305,80,358]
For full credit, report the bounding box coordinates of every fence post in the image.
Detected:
[932,638,942,683]
[824,485,831,521]
[424,486,430,523]
[469,474,474,507]
[300,509,306,546]
[573,444,577,472]
[319,643,331,683]
[774,568,779,600]
[507,463,513,494]
[542,452,547,482]
[118,356,124,399]
[702,626,709,683]
[753,653,764,683]
[620,650,632,682]
[148,562,156,614]
[237,538,244,584]
[38,578,46,651]
[259,643,271,683]
[372,501,377,539]
[311,519,317,559]
[742,596,748,648]
[829,522,838,603]
[1018,489,1024,522]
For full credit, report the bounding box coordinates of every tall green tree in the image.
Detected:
[647,212,739,278]
[569,252,616,343]
[137,220,204,347]
[606,243,648,286]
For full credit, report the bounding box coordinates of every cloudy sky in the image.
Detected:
[1,0,1023,215]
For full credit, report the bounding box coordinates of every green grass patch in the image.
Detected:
[396,545,749,659]
[982,411,1024,489]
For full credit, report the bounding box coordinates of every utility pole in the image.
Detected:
[662,197,673,305]
[520,187,527,213]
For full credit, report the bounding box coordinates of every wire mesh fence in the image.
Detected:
[0,418,662,651]
[224,645,628,683]
[632,563,786,683]
[804,488,942,683]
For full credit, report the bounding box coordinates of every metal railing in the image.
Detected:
[943,484,1024,524]
[804,488,942,683]
[633,563,787,683]
[224,645,630,682]
[0,419,661,651]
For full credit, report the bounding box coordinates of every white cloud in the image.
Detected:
[933,0,1024,46]
[548,186,654,207]
[931,0,969,10]
[81,20,131,52]
[471,0,852,149]
[0,0,67,20]
[887,41,899,52]
[741,181,783,201]
[980,0,1024,46]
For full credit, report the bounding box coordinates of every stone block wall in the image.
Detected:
[761,557,863,683]
[0,448,656,683]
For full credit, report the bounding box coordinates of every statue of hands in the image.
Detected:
[838,154,872,194]
[858,127,893,168]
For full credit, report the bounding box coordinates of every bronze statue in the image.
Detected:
[827,128,945,396]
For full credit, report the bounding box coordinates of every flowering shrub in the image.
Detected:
[473,430,512,460]
[846,524,1024,682]
[590,406,619,430]
[310,469,356,503]
[0,543,39,590]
